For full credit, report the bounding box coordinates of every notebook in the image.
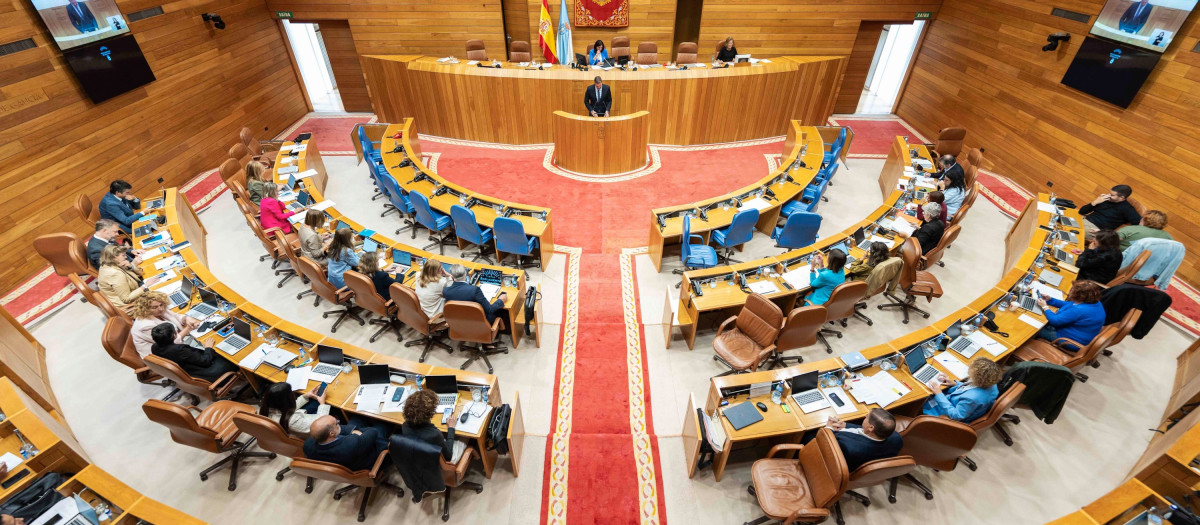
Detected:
[723,401,764,431]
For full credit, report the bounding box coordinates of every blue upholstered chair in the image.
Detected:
[711,208,758,264]
[494,217,540,269]
[380,175,416,235]
[772,212,821,250]
[357,126,382,163]
[671,214,719,287]
[368,158,401,218]
[408,190,455,254]
[823,127,846,165]
[450,205,494,263]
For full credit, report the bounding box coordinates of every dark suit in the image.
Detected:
[304,426,387,472]
[584,83,612,116]
[400,421,456,461]
[150,343,238,383]
[1119,2,1152,34]
[87,235,133,270]
[99,193,143,233]
[913,219,946,256]
[936,162,963,182]
[833,424,903,472]
[443,281,504,323]
[67,2,98,32]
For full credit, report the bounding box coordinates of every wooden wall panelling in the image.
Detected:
[834,21,887,114]
[895,0,1200,286]
[528,0,677,61]
[312,20,372,112]
[0,0,308,292]
[502,0,531,55]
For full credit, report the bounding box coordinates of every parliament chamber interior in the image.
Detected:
[3,0,1200,523]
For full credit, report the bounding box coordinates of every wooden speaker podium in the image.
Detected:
[552,110,649,175]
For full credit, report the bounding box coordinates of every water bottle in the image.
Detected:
[771,382,783,405]
[1049,192,1057,207]
[1035,252,1046,269]
[974,314,986,331]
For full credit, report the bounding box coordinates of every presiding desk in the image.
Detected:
[133,189,528,479]
[359,55,847,145]
[552,110,649,175]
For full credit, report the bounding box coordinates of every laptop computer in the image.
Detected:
[1040,269,1064,287]
[309,345,345,383]
[789,371,831,413]
[167,275,194,309]
[1016,293,1044,315]
[356,364,391,400]
[134,222,158,237]
[186,287,222,319]
[904,348,940,384]
[1056,230,1078,244]
[425,374,459,410]
[215,317,253,354]
[363,237,379,253]
[1053,247,1076,266]
[388,249,412,274]
[30,497,95,525]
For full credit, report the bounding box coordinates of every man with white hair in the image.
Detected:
[909,202,946,256]
[442,264,508,324]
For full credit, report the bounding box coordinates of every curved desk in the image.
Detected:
[552,110,649,175]
[360,55,847,145]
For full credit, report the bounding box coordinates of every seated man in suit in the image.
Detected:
[584,76,612,117]
[87,219,142,269]
[99,180,144,234]
[442,264,508,324]
[303,415,390,472]
[149,323,238,382]
[934,154,963,181]
[819,409,903,472]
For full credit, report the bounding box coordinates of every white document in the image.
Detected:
[934,353,969,379]
[140,233,172,249]
[760,58,772,63]
[354,385,389,412]
[311,201,336,211]
[748,281,780,295]
[868,235,895,246]
[821,386,857,415]
[888,219,917,236]
[0,452,23,472]
[287,367,311,391]
[903,166,915,174]
[169,241,190,253]
[517,62,529,67]
[914,178,938,190]
[154,255,185,271]
[737,197,772,212]
[278,156,294,165]
[701,410,727,452]
[383,386,414,413]
[1031,281,1065,300]
[237,346,270,367]
[437,57,454,63]
[457,403,493,435]
[279,144,295,153]
[967,330,1006,356]
[467,60,479,65]
[479,283,502,301]
[288,214,305,225]
[147,269,179,286]
[293,144,307,152]
[690,63,706,68]
[192,315,224,338]
[872,371,911,408]
[294,168,318,179]
[1036,201,1057,213]
[153,279,183,294]
[1018,313,1047,328]
[781,266,812,290]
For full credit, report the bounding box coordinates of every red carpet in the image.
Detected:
[278,113,375,154]
[829,115,928,157]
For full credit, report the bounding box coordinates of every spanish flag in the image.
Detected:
[537,0,557,63]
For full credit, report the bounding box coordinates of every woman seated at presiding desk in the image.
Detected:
[1075,230,1123,285]
[149,322,240,382]
[97,244,152,309]
[129,291,202,358]
[804,249,846,306]
[921,358,1002,422]
[588,40,609,65]
[260,381,331,438]
[1035,280,1106,351]
[715,37,738,63]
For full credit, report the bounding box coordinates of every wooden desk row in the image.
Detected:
[679,192,1086,481]
[134,189,527,479]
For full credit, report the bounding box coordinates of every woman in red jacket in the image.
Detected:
[258,184,296,234]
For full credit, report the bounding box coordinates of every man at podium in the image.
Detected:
[584,76,612,117]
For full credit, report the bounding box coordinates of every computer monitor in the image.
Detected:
[297,190,311,207]
[177,275,193,298]
[229,317,252,341]
[357,364,391,385]
[789,371,819,392]
[363,238,378,253]
[904,348,928,374]
[853,228,866,246]
[316,345,344,365]
[424,374,458,394]
[287,175,297,190]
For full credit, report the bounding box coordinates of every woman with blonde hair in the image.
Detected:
[296,209,331,267]
[414,258,449,318]
[128,291,200,357]
[258,183,297,235]
[97,244,148,308]
[245,161,268,204]
[921,358,1003,422]
[716,36,738,63]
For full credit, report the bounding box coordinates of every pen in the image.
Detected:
[899,380,911,390]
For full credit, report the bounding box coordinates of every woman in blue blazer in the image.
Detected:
[588,40,610,65]
[1036,280,1106,351]
[922,358,1002,422]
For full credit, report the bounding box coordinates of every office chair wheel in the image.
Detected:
[1003,437,1013,446]
[713,355,719,361]
[323,313,331,318]
[888,494,896,504]
[276,472,284,481]
[475,486,483,494]
[268,453,277,460]
[921,312,929,318]
[967,462,977,471]
[924,492,934,501]
[902,319,910,324]
[228,481,236,491]
[836,333,843,339]
[333,493,343,500]
[1089,361,1100,368]
[200,473,208,482]
[862,500,870,508]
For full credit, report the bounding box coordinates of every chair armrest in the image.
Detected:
[428,313,445,325]
[183,405,204,414]
[786,509,830,524]
[368,449,391,478]
[209,371,240,398]
[441,447,476,483]
[753,345,776,369]
[1052,337,1085,349]
[767,444,804,458]
[264,227,284,239]
[688,234,706,244]
[490,317,504,336]
[715,316,738,338]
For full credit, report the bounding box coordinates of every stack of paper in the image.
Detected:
[1031,282,1065,300]
[821,386,857,415]
[383,386,414,413]
[748,281,780,295]
[154,255,185,271]
[457,403,493,435]
[479,283,502,301]
[967,331,1006,357]
[311,201,336,211]
[737,197,772,212]
[237,346,270,366]
[847,371,910,408]
[1018,313,1046,328]
[294,169,318,179]
[1036,201,1057,213]
[934,353,969,379]
[781,265,813,289]
[287,367,311,390]
[701,410,727,452]
[888,219,917,236]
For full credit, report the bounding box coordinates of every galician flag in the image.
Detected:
[556,0,573,64]
[537,0,557,63]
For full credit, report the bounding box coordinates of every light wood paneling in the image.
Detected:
[502,0,530,54]
[0,0,307,292]
[529,0,677,61]
[834,21,886,114]
[314,20,371,112]
[362,55,846,145]
[895,0,1200,286]
[552,110,649,174]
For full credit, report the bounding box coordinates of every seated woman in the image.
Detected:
[845,241,889,282]
[910,202,946,256]
[1075,230,1122,285]
[326,228,360,289]
[715,37,738,63]
[397,388,466,462]
[914,191,948,222]
[415,258,449,318]
[358,247,402,297]
[805,249,846,306]
[258,184,296,235]
[588,39,610,65]
[130,291,199,358]
[922,358,1002,422]
[1036,280,1106,351]
[259,381,330,438]
[939,170,968,219]
[149,322,238,382]
[97,244,149,308]
[296,209,331,267]
[245,161,268,205]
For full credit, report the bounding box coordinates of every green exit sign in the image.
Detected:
[914,11,932,20]
[276,11,293,18]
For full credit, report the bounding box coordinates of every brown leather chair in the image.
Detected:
[771,305,826,367]
[34,232,97,278]
[289,451,403,522]
[921,224,961,269]
[964,147,984,171]
[1126,196,1148,215]
[877,238,942,324]
[960,382,1025,470]
[249,222,285,268]
[675,41,698,64]
[816,281,869,353]
[101,315,171,389]
[930,127,966,159]
[509,40,532,62]
[1094,309,1141,366]
[444,300,508,374]
[229,143,252,169]
[892,415,977,499]
[392,437,482,521]
[833,456,917,524]
[712,293,783,375]
[963,162,980,190]
[1013,324,1118,383]
[144,353,241,404]
[391,283,453,362]
[228,179,257,213]
[232,412,312,490]
[270,232,300,288]
[218,158,244,188]
[611,36,630,60]
[294,257,366,331]
[713,41,725,61]
[635,42,658,65]
[948,187,977,231]
[344,269,403,342]
[745,427,849,525]
[238,127,276,167]
[465,39,487,61]
[75,193,100,228]
[1106,251,1150,287]
[142,399,274,491]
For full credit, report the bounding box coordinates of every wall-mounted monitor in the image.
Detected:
[29,0,130,51]
[63,34,155,103]
[1061,36,1161,108]
[1089,0,1198,52]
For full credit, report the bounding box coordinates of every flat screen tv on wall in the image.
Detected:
[1060,36,1161,108]
[62,34,156,103]
[1089,0,1198,53]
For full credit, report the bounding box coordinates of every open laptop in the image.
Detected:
[1053,247,1076,266]
[215,317,253,354]
[1015,292,1044,315]
[31,497,95,525]
[356,364,391,400]
[167,275,194,309]
[134,221,158,237]
[186,287,222,319]
[309,345,345,383]
[904,348,940,384]
[425,374,459,410]
[1040,269,1065,287]
[1056,230,1078,244]
[387,249,412,274]
[789,371,831,413]
[286,190,311,212]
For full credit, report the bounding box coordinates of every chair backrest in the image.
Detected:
[1064,324,1119,369]
[949,200,972,230]
[273,232,302,269]
[143,354,217,401]
[391,283,433,336]
[290,457,375,486]
[968,383,1025,431]
[409,190,441,230]
[936,127,966,158]
[450,205,487,244]
[724,208,760,246]
[232,412,306,458]
[735,293,784,348]
[142,399,222,453]
[777,212,821,249]
[965,147,984,170]
[382,175,411,214]
[847,456,917,490]
[636,42,658,65]
[248,221,282,261]
[922,224,961,268]
[898,415,978,471]
[675,41,698,63]
[681,214,695,262]
[611,36,630,57]
[344,269,390,316]
[776,305,827,352]
[240,127,264,157]
[389,434,446,495]
[898,238,921,291]
[75,193,99,227]
[823,281,868,322]
[1107,251,1150,287]
[444,301,495,344]
[101,315,146,372]
[33,232,93,277]
[229,143,252,168]
[227,179,252,208]
[509,40,532,62]
[356,126,374,154]
[796,428,849,508]
[494,217,534,256]
[1126,196,1148,215]
[219,158,243,187]
[864,257,903,298]
[296,256,343,303]
[1109,308,1141,347]
[963,164,979,190]
[465,39,487,61]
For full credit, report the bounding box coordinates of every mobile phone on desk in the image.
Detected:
[315,382,328,396]
[216,324,236,338]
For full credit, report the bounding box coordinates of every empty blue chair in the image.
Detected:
[779,194,818,217]
[408,190,455,254]
[450,205,494,263]
[823,127,846,165]
[381,175,416,234]
[772,212,821,250]
[364,155,387,201]
[711,208,758,264]
[357,126,382,163]
[671,214,719,286]
[494,217,540,269]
